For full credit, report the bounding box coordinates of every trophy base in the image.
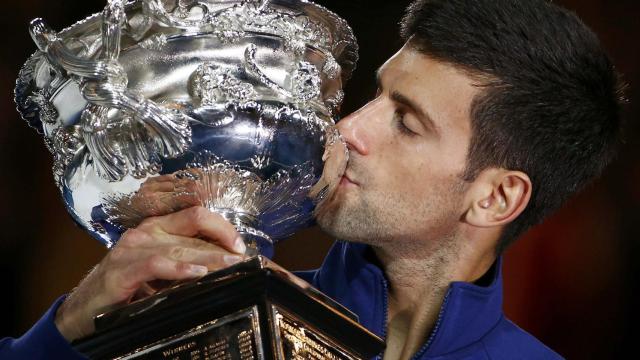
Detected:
[73,256,384,359]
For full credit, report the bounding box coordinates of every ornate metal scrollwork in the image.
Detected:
[14,0,358,247]
[29,0,192,181]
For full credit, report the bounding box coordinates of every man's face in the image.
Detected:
[316,46,480,252]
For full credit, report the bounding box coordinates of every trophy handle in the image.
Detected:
[28,1,192,182]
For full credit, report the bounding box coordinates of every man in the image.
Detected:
[1,0,623,359]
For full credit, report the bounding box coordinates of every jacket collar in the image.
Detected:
[313,241,504,358]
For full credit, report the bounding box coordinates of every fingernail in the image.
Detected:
[224,255,243,265]
[234,236,247,254]
[190,265,208,276]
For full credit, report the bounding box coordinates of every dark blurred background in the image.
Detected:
[0,0,638,358]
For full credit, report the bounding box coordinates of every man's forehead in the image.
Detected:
[376,46,415,82]
[378,46,471,84]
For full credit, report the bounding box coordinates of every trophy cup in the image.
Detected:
[14,0,384,358]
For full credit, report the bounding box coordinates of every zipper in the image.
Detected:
[410,288,452,360]
[375,275,390,360]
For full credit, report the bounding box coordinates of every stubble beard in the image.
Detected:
[316,177,467,256]
[316,189,386,245]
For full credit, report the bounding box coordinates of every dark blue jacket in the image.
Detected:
[298,241,562,359]
[1,241,562,359]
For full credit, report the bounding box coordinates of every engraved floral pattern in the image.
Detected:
[193,63,258,105]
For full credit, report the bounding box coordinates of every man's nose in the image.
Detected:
[336,99,383,156]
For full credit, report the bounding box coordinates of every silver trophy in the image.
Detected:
[15,0,355,257]
[15,0,383,358]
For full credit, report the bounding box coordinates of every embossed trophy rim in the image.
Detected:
[20,0,358,77]
[14,0,358,133]
[15,52,336,140]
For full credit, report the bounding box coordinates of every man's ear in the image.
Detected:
[463,168,532,228]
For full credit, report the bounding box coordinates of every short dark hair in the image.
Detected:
[400,0,625,253]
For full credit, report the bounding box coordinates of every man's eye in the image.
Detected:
[393,110,417,136]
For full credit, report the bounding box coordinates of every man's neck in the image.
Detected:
[372,240,495,360]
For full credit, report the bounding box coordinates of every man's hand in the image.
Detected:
[54,206,246,342]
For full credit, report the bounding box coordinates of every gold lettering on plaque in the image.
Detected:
[202,339,231,360]
[238,330,255,360]
[161,341,197,358]
[190,347,202,360]
[279,317,340,360]
[116,307,261,360]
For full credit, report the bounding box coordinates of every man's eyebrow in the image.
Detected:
[390,91,440,135]
[376,67,440,135]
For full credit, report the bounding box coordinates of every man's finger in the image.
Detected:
[161,243,244,268]
[141,206,244,254]
[133,233,222,251]
[108,255,208,296]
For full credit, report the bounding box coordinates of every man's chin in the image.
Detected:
[315,205,348,239]
[315,206,368,243]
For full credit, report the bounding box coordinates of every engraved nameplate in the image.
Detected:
[117,307,264,360]
[271,305,357,360]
